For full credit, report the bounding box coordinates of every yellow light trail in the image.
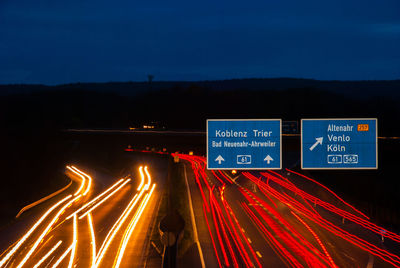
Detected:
[93,191,142,268]
[1,168,141,268]
[0,195,72,267]
[66,178,126,220]
[70,166,92,196]
[16,180,73,219]
[68,214,78,268]
[51,244,73,268]
[144,166,151,190]
[137,166,144,191]
[67,166,86,196]
[113,183,156,268]
[17,195,81,268]
[32,240,62,268]
[93,166,148,267]
[78,179,131,220]
[87,213,96,268]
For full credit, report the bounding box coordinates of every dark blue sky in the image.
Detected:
[1,0,399,84]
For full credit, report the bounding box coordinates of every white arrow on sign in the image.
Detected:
[309,137,323,151]
[215,155,225,164]
[264,155,274,164]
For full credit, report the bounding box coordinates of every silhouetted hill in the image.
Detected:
[0,82,399,135]
[1,78,400,100]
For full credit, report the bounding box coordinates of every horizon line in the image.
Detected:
[1,76,400,87]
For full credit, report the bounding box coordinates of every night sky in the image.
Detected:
[1,0,399,84]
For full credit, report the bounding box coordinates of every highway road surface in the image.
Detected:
[2,151,400,268]
[178,154,400,268]
[0,163,163,268]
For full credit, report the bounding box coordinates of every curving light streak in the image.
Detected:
[209,191,230,267]
[262,171,400,244]
[213,188,259,268]
[0,195,72,267]
[238,182,332,267]
[93,191,141,268]
[137,166,145,191]
[68,214,78,268]
[70,166,92,196]
[67,166,86,196]
[202,202,223,268]
[182,155,236,267]
[32,240,62,268]
[79,179,131,220]
[221,198,262,268]
[246,171,400,267]
[17,195,80,268]
[144,166,151,190]
[291,211,337,268]
[178,154,224,266]
[183,154,326,267]
[211,170,226,185]
[210,190,237,268]
[286,168,369,219]
[217,170,233,184]
[113,183,156,268]
[93,165,151,267]
[87,213,96,268]
[66,178,126,220]
[241,202,302,268]
[94,167,148,268]
[3,162,190,267]
[52,244,73,268]
[16,180,73,219]
[178,154,400,268]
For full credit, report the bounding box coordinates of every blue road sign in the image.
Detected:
[207,119,281,170]
[301,119,377,169]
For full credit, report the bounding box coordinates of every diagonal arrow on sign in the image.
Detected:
[309,137,323,151]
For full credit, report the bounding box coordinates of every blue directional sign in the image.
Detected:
[301,118,377,169]
[207,119,281,170]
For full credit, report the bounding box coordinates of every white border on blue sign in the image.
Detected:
[206,119,282,170]
[301,118,378,170]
